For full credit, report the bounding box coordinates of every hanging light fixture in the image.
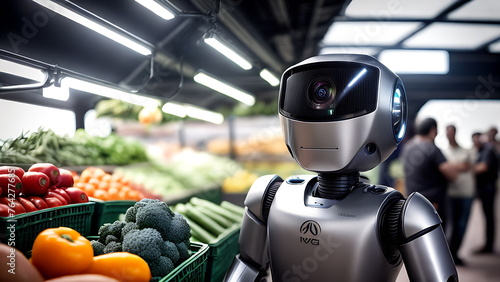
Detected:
[193,71,255,106]
[259,69,280,87]
[203,32,252,70]
[135,0,176,20]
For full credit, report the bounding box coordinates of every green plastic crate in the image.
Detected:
[0,202,95,254]
[90,199,136,234]
[160,242,209,282]
[206,225,241,282]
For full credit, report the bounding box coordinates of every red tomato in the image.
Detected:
[28,163,60,186]
[49,188,72,204]
[0,197,26,214]
[28,196,48,210]
[43,191,68,205]
[0,166,25,179]
[22,172,50,195]
[64,187,89,203]
[17,196,38,212]
[0,174,23,197]
[56,168,75,188]
[0,204,16,217]
[43,197,63,208]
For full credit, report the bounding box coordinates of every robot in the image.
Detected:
[224,54,458,282]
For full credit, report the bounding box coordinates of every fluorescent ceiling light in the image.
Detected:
[345,0,458,19]
[403,23,500,49]
[379,49,449,74]
[489,40,500,53]
[193,71,255,106]
[319,47,380,56]
[62,77,160,108]
[447,0,500,22]
[43,84,70,101]
[204,36,252,70]
[162,102,187,117]
[322,21,422,46]
[259,69,280,87]
[33,0,152,56]
[0,58,47,84]
[185,105,224,125]
[135,0,175,20]
[162,102,224,124]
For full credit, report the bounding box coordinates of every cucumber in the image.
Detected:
[197,207,234,229]
[184,203,226,236]
[183,214,216,243]
[190,197,243,223]
[221,200,245,217]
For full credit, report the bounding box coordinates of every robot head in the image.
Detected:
[279,54,407,173]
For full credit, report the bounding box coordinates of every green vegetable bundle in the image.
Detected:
[173,197,245,244]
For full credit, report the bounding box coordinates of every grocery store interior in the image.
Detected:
[1,0,500,281]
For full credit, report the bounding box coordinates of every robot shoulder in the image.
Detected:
[400,192,442,240]
[244,174,283,222]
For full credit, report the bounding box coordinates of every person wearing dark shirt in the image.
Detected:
[472,132,499,253]
[401,118,459,228]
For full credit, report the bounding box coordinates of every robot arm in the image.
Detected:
[399,192,458,282]
[224,175,283,282]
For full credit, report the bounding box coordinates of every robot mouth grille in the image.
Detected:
[300,146,338,150]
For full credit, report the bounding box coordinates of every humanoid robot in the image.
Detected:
[224,54,458,282]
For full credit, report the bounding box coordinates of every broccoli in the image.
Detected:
[91,240,105,256]
[121,221,138,238]
[105,235,118,245]
[162,241,180,264]
[136,202,173,240]
[163,213,191,243]
[149,256,174,278]
[122,228,164,262]
[176,241,190,261]
[98,220,126,243]
[103,241,122,254]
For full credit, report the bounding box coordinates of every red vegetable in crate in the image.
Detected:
[22,171,50,195]
[0,166,25,179]
[28,196,49,210]
[43,197,63,208]
[45,191,68,205]
[28,163,60,186]
[49,187,72,204]
[0,204,16,217]
[64,187,89,203]
[0,174,23,196]
[17,196,38,212]
[56,168,75,188]
[0,197,26,214]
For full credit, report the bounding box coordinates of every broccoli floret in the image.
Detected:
[149,256,174,278]
[136,202,173,240]
[103,241,122,254]
[91,240,105,256]
[162,241,180,264]
[124,198,174,223]
[176,241,190,261]
[121,221,138,238]
[163,213,191,243]
[122,228,164,263]
[105,235,118,245]
[98,220,126,243]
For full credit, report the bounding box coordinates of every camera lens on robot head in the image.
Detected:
[309,78,336,109]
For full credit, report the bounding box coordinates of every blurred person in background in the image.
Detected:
[401,118,459,229]
[472,131,499,253]
[442,125,475,265]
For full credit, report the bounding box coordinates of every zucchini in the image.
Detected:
[221,200,245,217]
[197,207,234,229]
[190,197,243,223]
[183,213,216,243]
[184,203,226,236]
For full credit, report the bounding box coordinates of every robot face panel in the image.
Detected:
[278,54,407,173]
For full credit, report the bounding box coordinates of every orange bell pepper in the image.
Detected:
[31,227,94,279]
[86,252,152,282]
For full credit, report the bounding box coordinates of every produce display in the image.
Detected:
[0,128,148,166]
[90,198,192,280]
[173,197,244,244]
[30,226,151,282]
[0,164,89,216]
[74,167,158,201]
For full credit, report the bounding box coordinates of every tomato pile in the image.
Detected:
[0,163,89,217]
[74,167,156,201]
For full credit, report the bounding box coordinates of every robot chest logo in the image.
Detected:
[299,220,321,245]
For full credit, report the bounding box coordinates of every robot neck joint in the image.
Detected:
[316,172,360,199]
